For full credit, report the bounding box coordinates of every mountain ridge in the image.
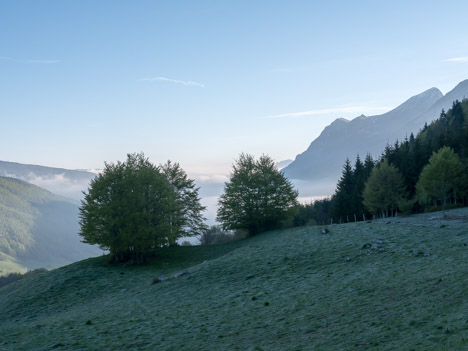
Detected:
[283,80,468,193]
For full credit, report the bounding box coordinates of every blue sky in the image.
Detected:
[2,0,468,177]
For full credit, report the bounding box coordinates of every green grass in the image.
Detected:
[1,208,468,350]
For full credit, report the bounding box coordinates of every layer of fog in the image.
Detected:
[3,170,336,226]
[1,171,94,201]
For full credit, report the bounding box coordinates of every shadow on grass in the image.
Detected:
[91,239,246,273]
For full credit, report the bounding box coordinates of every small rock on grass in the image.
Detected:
[412,250,429,257]
[174,271,189,278]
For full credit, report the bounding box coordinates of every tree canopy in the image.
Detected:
[160,160,207,244]
[416,146,464,208]
[79,153,205,263]
[217,154,298,236]
[363,159,407,217]
[331,154,374,222]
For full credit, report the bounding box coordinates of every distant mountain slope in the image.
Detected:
[0,177,101,275]
[275,159,293,170]
[0,161,96,200]
[283,79,468,194]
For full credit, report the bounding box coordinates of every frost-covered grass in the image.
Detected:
[1,208,468,350]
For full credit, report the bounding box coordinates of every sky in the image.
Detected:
[2,0,468,179]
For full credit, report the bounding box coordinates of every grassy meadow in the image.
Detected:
[1,208,468,350]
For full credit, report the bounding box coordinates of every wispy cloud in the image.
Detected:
[443,57,468,62]
[0,56,59,64]
[139,76,205,88]
[264,106,391,119]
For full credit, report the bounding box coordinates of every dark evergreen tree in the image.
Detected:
[331,158,354,222]
[351,155,367,219]
[363,154,375,179]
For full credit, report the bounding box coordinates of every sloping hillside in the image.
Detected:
[0,177,101,275]
[1,208,467,350]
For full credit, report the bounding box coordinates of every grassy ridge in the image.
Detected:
[1,208,468,350]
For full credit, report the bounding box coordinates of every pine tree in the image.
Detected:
[363,154,375,179]
[331,158,354,222]
[351,155,366,219]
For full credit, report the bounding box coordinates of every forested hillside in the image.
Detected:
[0,160,96,201]
[295,99,468,225]
[0,177,101,275]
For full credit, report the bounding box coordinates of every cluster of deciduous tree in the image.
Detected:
[80,152,299,264]
[79,153,207,263]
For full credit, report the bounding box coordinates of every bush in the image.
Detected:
[199,225,245,245]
